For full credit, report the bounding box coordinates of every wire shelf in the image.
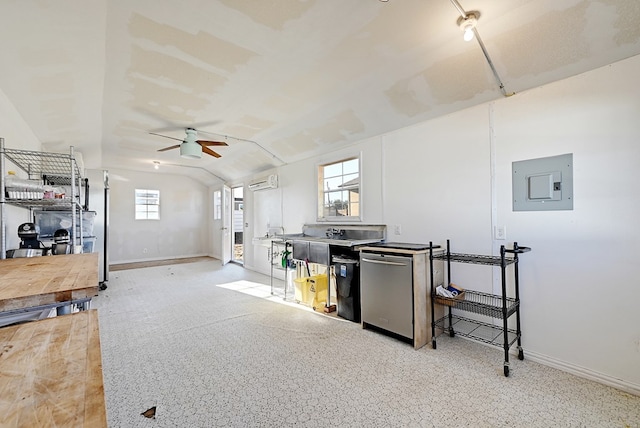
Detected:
[3,148,81,180]
[434,289,519,319]
[433,252,517,266]
[435,314,520,348]
[4,198,81,210]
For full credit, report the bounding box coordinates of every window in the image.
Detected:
[213,190,222,220]
[135,189,160,220]
[318,157,360,221]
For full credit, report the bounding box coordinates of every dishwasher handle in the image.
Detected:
[361,257,408,267]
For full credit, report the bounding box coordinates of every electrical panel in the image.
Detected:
[512,153,573,211]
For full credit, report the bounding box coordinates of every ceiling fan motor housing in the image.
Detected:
[185,128,198,142]
[154,127,227,158]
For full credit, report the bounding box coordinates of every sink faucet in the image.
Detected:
[326,227,343,238]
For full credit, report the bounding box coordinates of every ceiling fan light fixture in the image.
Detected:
[457,12,479,42]
[180,141,202,159]
[153,127,225,158]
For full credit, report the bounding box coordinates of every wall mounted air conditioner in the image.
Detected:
[248,174,278,191]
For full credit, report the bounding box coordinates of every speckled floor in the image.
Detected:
[93,261,640,428]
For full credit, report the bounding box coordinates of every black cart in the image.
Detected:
[429,240,531,377]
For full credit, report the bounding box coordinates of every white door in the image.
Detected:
[221,185,232,265]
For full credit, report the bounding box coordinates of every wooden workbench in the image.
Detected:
[0,253,98,313]
[0,310,107,427]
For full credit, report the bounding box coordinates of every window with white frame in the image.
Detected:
[318,157,360,221]
[135,189,160,220]
[213,190,222,220]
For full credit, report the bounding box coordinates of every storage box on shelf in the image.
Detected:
[429,240,531,377]
[34,210,96,239]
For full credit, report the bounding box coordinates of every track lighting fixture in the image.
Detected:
[457,12,479,42]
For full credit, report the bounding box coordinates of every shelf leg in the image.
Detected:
[514,246,523,349]
[501,245,510,370]
[429,241,438,346]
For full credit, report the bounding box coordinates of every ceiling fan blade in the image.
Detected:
[149,132,183,142]
[201,145,222,158]
[157,144,181,152]
[197,140,228,146]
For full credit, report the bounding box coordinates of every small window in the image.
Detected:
[318,157,360,221]
[135,189,160,220]
[213,190,222,220]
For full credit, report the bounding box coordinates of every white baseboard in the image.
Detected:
[110,253,210,265]
[524,349,640,396]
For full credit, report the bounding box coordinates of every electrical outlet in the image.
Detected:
[495,226,506,240]
[394,224,402,235]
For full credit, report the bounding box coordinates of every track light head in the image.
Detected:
[457,11,479,42]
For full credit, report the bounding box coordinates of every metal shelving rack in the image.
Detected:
[0,138,84,258]
[429,239,531,377]
[269,238,292,299]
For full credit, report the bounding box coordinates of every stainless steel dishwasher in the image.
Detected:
[360,251,414,340]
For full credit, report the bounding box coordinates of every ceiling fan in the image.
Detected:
[150,128,228,159]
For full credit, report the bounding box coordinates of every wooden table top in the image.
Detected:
[0,253,98,312]
[0,310,107,427]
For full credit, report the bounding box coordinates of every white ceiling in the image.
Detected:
[1,0,639,183]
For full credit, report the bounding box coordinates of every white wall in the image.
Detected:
[108,168,209,264]
[0,88,41,152]
[0,88,43,250]
[493,57,640,391]
[247,54,640,393]
[383,106,493,249]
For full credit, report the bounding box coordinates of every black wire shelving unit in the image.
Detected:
[429,239,531,377]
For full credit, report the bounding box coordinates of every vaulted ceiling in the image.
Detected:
[1,0,639,183]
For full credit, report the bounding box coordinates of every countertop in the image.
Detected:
[0,310,107,427]
[0,253,99,312]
